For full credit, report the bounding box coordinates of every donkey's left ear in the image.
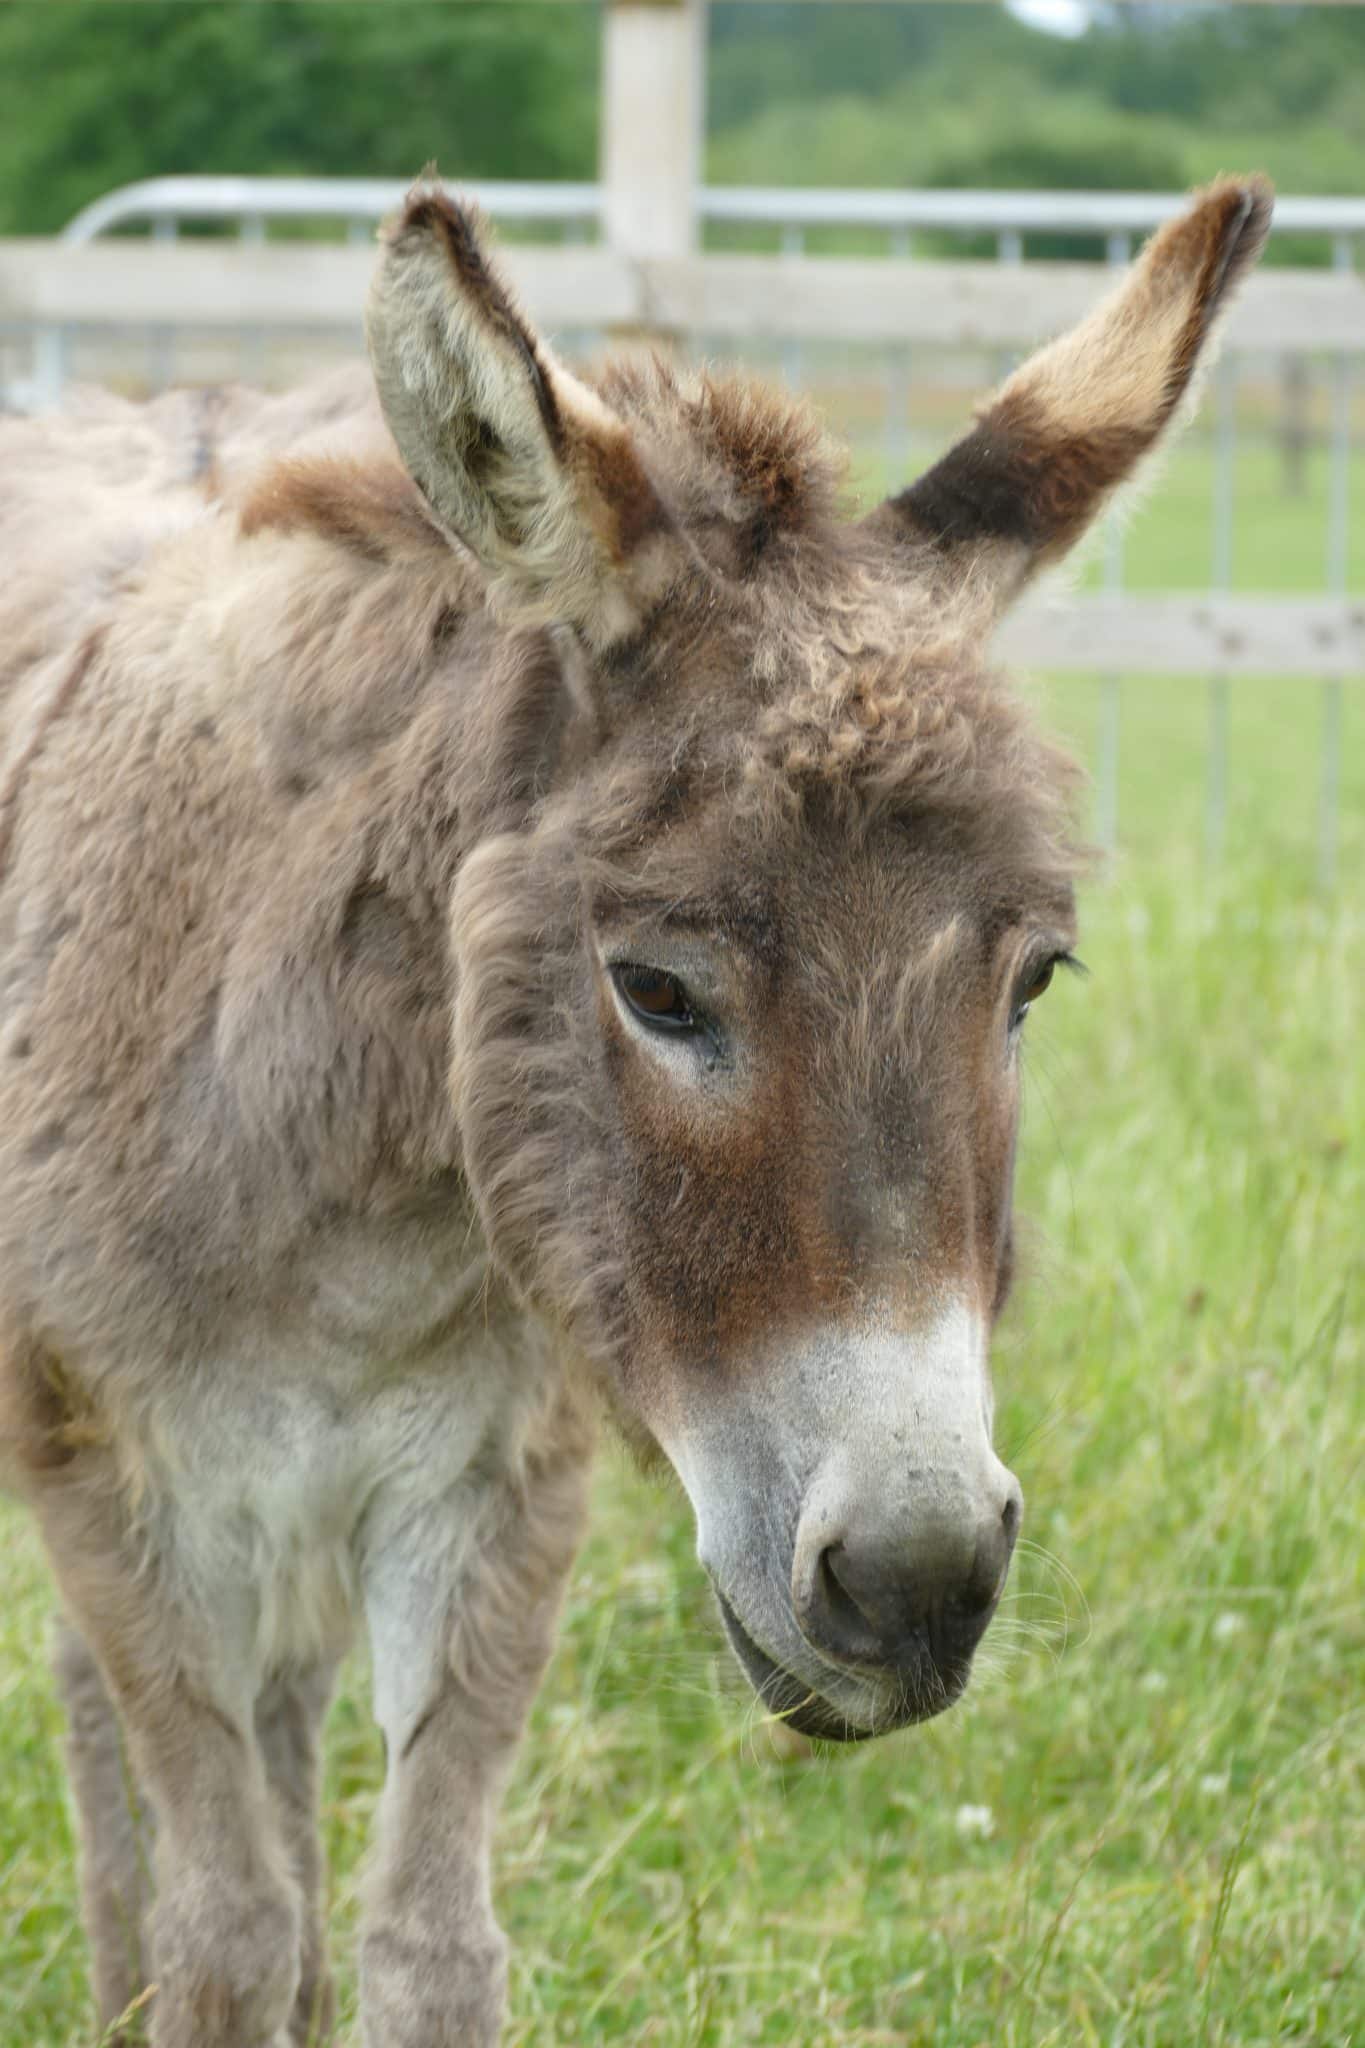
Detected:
[367,185,680,646]
[869,177,1273,621]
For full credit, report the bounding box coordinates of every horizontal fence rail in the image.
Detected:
[701,186,1365,238]
[52,172,1365,254]
[997,597,1365,683]
[6,239,1364,351]
[59,175,604,246]
[1,175,1358,881]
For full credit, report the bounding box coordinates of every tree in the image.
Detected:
[0,2,599,235]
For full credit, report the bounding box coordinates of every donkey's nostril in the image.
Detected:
[956,1486,1020,1618]
[822,1544,873,1630]
[792,1539,886,1667]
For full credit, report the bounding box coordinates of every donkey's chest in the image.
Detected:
[141,1258,547,1674]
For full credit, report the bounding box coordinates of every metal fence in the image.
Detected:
[47,168,1365,256]
[2,174,1360,880]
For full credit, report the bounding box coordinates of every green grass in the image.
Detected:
[1,453,1362,2045]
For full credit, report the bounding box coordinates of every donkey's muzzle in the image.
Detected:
[790,1468,1022,1699]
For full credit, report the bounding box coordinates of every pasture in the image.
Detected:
[1,425,1360,2048]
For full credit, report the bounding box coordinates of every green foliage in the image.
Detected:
[707,2,990,132]
[0,2,600,235]
[706,1,1365,263]
[931,109,1186,199]
[1,2,1363,241]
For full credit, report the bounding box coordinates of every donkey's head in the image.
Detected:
[368,180,1269,1738]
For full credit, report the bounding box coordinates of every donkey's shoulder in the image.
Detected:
[0,372,489,1377]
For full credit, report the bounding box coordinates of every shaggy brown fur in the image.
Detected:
[0,178,1269,2046]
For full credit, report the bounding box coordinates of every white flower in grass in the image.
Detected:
[622,1560,672,1603]
[1212,1611,1245,1643]
[1140,1669,1171,1693]
[955,1803,995,1841]
[1199,1772,1231,1799]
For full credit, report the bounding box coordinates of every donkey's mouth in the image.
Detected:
[714,1590,887,1743]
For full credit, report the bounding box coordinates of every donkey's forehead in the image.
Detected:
[583,796,1077,970]
[578,624,1084,934]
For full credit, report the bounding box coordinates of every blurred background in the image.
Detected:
[1,6,1360,2046]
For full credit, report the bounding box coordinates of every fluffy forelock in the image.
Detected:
[570,360,1084,898]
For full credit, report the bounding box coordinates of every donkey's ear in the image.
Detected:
[871,177,1272,620]
[366,185,679,645]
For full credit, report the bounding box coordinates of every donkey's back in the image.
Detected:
[0,369,378,723]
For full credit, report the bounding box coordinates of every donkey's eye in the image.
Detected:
[1021,960,1055,1007]
[1011,957,1058,1031]
[612,963,700,1034]
[1002,950,1080,1032]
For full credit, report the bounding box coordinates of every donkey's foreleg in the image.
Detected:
[255,1661,341,2046]
[52,1616,154,2039]
[358,1385,593,2048]
[36,1480,302,2048]
[136,1697,300,2048]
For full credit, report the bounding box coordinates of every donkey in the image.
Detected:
[0,177,1269,2046]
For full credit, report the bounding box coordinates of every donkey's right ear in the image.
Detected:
[366,185,679,646]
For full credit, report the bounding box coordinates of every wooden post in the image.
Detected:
[601,0,705,264]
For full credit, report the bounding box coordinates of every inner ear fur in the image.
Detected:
[366,183,677,644]
[874,176,1273,617]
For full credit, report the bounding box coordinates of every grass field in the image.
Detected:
[1,433,1361,2047]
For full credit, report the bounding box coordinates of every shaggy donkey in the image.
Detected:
[0,177,1268,2045]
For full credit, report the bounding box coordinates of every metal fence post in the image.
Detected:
[1320,236,1355,890]
[148,213,177,390]
[32,323,67,409]
[883,224,912,489]
[240,211,267,386]
[781,222,805,392]
[1206,353,1237,868]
